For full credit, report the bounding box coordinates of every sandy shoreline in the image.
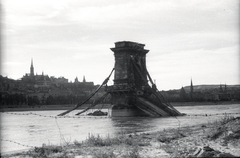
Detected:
[2,115,239,158]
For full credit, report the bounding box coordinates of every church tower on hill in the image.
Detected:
[190,78,194,100]
[83,76,86,82]
[75,77,79,83]
[30,58,34,77]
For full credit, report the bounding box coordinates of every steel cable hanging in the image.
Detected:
[75,92,109,115]
[0,111,109,119]
[140,57,181,115]
[57,68,114,116]
[130,57,181,116]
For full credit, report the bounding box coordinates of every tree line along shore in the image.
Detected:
[1,74,240,109]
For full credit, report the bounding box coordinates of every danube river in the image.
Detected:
[1,104,240,154]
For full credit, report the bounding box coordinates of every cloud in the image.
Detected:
[1,0,239,89]
[2,62,24,66]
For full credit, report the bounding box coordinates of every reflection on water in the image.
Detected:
[1,104,240,153]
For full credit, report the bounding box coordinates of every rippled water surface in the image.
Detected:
[1,104,240,153]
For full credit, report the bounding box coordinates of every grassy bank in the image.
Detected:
[2,114,240,158]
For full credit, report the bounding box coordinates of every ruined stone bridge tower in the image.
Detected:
[107,41,181,117]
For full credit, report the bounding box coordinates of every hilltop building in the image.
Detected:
[74,77,79,83]
[0,59,97,106]
[21,59,51,87]
[30,58,34,77]
[83,76,86,82]
[1,58,239,107]
[218,84,230,101]
[20,58,94,89]
[22,59,35,82]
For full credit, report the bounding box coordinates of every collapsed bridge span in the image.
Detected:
[58,41,182,117]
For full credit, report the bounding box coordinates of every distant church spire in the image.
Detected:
[190,78,193,93]
[190,78,194,100]
[75,77,79,83]
[30,58,34,77]
[83,75,86,82]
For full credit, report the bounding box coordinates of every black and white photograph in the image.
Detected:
[0,0,239,157]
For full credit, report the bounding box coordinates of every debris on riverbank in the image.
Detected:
[2,115,240,158]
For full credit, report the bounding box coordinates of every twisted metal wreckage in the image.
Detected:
[58,41,182,117]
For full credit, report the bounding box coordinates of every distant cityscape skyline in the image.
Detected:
[1,58,238,91]
[18,58,89,83]
[1,55,239,107]
[1,0,239,90]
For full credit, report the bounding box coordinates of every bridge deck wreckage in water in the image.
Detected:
[58,41,182,117]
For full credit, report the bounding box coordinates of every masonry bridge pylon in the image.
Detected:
[106,41,182,117]
[58,41,182,117]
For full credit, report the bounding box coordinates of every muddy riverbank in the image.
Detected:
[2,115,240,158]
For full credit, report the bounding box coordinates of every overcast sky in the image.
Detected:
[1,0,239,90]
